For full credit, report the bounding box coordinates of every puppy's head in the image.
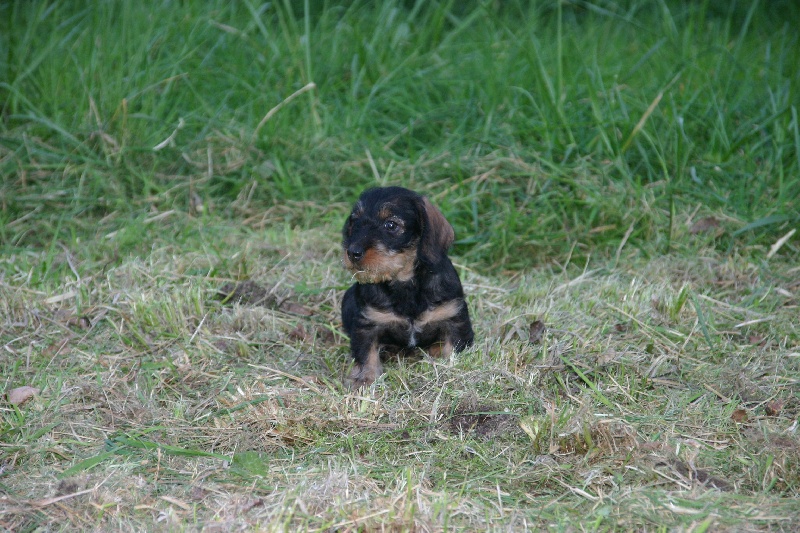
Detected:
[342,187,455,284]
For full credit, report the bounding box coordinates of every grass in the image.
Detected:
[1,0,799,530]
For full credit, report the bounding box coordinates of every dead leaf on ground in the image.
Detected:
[280,300,313,316]
[240,498,265,513]
[765,400,784,417]
[748,334,765,346]
[67,315,92,329]
[528,320,546,344]
[7,386,40,406]
[288,324,311,342]
[689,216,720,235]
[731,409,748,423]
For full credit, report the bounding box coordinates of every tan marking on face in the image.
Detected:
[414,300,463,330]
[363,306,408,328]
[362,247,381,266]
[343,243,418,284]
[378,205,393,220]
[391,247,417,282]
[349,341,382,389]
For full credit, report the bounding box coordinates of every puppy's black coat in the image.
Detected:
[341,187,473,387]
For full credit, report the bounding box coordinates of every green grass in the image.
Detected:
[2,0,799,530]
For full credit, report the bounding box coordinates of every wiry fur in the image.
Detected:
[341,187,474,388]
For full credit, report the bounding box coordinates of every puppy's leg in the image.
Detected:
[450,316,475,352]
[426,337,454,359]
[348,331,382,388]
[427,316,474,358]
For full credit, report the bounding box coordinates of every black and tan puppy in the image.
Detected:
[341,187,474,387]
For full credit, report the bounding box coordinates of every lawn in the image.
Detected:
[1,0,799,530]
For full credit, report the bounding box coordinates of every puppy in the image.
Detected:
[341,186,474,387]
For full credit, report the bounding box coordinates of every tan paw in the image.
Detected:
[348,361,382,389]
[425,338,453,358]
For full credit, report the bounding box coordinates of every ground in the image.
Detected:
[2,220,798,531]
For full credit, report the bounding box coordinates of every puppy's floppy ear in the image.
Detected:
[418,196,455,265]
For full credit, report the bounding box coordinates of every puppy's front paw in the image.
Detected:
[425,338,453,359]
[348,361,382,389]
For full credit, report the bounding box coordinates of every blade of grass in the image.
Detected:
[621,72,681,154]
[732,214,795,236]
[690,293,715,350]
[558,355,615,410]
[108,435,231,461]
[59,450,120,478]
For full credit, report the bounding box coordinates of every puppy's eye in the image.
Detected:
[384,220,399,231]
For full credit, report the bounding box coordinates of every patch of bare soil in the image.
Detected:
[448,399,516,438]
[668,459,732,491]
[217,281,316,317]
[218,281,276,307]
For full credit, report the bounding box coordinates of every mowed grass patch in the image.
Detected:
[2,221,799,530]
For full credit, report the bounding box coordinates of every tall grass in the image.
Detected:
[1,0,798,265]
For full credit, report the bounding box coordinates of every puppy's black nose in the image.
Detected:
[347,245,364,263]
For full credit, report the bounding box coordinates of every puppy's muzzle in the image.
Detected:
[346,244,364,263]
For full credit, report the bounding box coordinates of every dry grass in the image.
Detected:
[2,220,799,531]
